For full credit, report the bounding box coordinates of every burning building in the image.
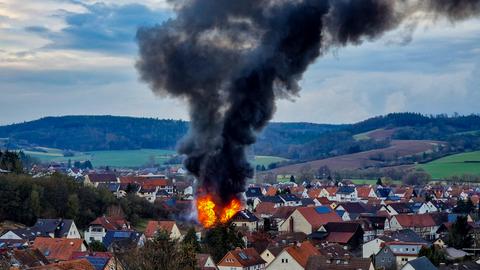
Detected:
[135,0,480,227]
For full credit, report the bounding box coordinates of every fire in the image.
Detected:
[196,195,242,228]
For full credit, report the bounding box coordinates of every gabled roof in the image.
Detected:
[297,206,342,231]
[279,194,301,202]
[245,187,263,198]
[232,210,259,222]
[220,247,265,267]
[254,202,276,217]
[258,196,284,204]
[337,186,355,195]
[33,219,74,238]
[144,221,177,239]
[70,252,112,270]
[336,202,374,214]
[32,237,84,261]
[388,202,413,214]
[29,258,95,270]
[90,216,130,231]
[306,255,372,270]
[97,182,120,192]
[12,248,49,267]
[102,230,142,250]
[356,186,374,198]
[405,256,438,270]
[394,214,436,228]
[386,229,430,245]
[87,173,117,183]
[285,241,320,268]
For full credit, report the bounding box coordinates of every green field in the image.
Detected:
[253,156,288,167]
[22,148,176,168]
[418,151,480,179]
[21,147,286,169]
[349,179,402,185]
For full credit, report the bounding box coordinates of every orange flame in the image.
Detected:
[196,195,242,228]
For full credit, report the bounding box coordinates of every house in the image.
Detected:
[196,253,217,270]
[9,248,49,268]
[231,210,259,232]
[144,220,182,240]
[380,203,413,216]
[137,185,159,203]
[260,246,284,267]
[400,256,438,270]
[377,188,394,199]
[362,236,393,258]
[32,237,86,262]
[245,187,264,200]
[266,241,320,270]
[217,247,266,270]
[359,215,389,240]
[410,202,438,214]
[254,196,285,209]
[279,194,303,207]
[335,186,358,202]
[84,173,118,187]
[389,214,438,240]
[357,186,378,200]
[84,216,130,244]
[70,251,119,270]
[279,206,342,234]
[319,222,364,250]
[1,219,81,242]
[97,183,121,197]
[375,242,426,270]
[306,254,374,270]
[335,202,376,220]
[28,258,95,270]
[102,230,145,251]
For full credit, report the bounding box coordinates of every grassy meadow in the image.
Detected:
[418,151,480,179]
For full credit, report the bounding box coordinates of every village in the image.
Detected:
[1,163,479,270]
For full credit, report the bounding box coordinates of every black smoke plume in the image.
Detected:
[136,0,480,204]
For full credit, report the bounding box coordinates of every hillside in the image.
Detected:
[0,115,337,153]
[418,151,480,179]
[270,140,445,173]
[1,113,480,174]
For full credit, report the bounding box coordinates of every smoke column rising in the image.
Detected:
[136,0,480,205]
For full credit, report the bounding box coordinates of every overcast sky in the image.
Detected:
[1,0,479,125]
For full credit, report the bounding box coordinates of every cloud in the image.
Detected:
[22,3,172,54]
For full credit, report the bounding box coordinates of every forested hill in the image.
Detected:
[0,115,338,152]
[1,113,480,161]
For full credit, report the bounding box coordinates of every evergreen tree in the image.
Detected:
[447,215,473,249]
[182,227,201,252]
[203,223,245,262]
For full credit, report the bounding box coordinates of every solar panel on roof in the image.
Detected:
[315,206,331,214]
[238,252,248,260]
[113,231,131,238]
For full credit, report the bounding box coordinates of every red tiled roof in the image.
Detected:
[325,232,356,244]
[87,174,117,183]
[32,238,84,261]
[297,207,342,231]
[308,189,321,199]
[219,247,265,267]
[29,259,94,270]
[254,202,276,217]
[356,186,373,198]
[285,241,320,268]
[265,186,277,196]
[89,216,130,231]
[394,214,436,228]
[144,220,176,239]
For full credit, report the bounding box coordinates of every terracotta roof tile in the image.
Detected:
[32,237,84,261]
[285,241,320,268]
[144,220,176,239]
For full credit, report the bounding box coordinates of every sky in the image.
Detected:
[0,0,479,125]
